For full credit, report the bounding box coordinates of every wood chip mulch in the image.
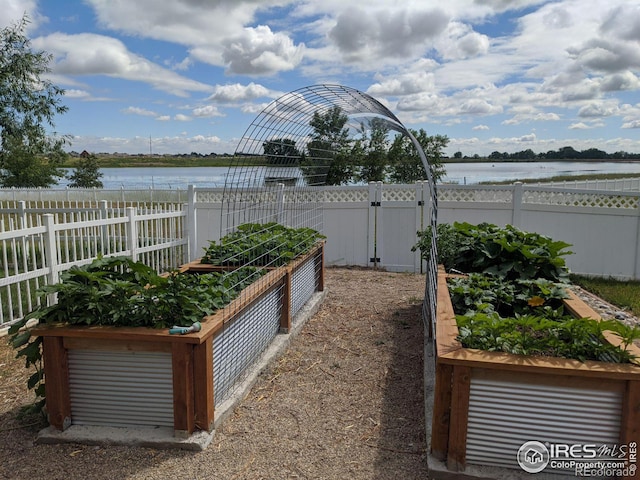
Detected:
[0,267,430,480]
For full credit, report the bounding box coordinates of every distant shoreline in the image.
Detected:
[61,156,640,169]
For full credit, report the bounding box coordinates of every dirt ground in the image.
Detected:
[0,267,429,480]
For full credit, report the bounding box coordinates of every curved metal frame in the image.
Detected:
[221,82,439,338]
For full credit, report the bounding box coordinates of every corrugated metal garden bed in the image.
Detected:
[431,266,640,477]
[31,242,325,440]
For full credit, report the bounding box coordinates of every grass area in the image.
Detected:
[571,274,640,317]
[485,172,640,185]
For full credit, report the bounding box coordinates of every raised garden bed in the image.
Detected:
[417,222,640,478]
[22,232,325,440]
[431,266,640,476]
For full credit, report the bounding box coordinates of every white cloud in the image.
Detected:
[122,106,157,116]
[207,82,275,103]
[367,72,436,96]
[219,26,304,75]
[472,124,489,131]
[436,22,489,60]
[600,72,640,92]
[192,105,224,118]
[32,33,213,97]
[600,4,640,42]
[174,114,191,121]
[622,120,640,129]
[156,115,170,121]
[1,0,41,29]
[569,122,593,130]
[328,6,449,63]
[578,102,619,118]
[63,89,92,99]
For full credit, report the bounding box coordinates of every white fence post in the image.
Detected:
[187,185,197,262]
[276,183,285,224]
[368,182,382,267]
[414,181,426,273]
[512,182,523,227]
[18,200,27,229]
[43,213,58,305]
[126,207,138,262]
[99,200,108,255]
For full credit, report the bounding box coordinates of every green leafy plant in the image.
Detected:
[8,255,266,410]
[202,222,325,267]
[414,222,573,282]
[457,312,638,363]
[447,274,570,318]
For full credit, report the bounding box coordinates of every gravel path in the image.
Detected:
[0,268,429,480]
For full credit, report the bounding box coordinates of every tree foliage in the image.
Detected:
[302,105,354,185]
[67,152,103,188]
[388,128,448,183]
[302,106,448,185]
[0,15,68,187]
[262,138,300,165]
[356,118,390,183]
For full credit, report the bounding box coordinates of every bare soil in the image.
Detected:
[0,267,429,480]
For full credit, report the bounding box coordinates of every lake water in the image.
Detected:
[59,161,640,189]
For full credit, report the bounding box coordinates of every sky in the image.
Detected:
[2,0,640,157]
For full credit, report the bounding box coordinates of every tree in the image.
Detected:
[357,118,390,183]
[302,105,353,185]
[0,15,68,188]
[388,129,448,183]
[262,138,300,165]
[67,152,103,188]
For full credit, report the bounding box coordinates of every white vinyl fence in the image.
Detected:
[0,201,187,328]
[3,181,640,328]
[190,182,640,280]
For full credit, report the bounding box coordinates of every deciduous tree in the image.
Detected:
[67,152,103,188]
[0,15,68,188]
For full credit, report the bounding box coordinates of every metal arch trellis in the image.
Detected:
[215,84,439,400]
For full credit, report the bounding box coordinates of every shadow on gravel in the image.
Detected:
[372,301,430,479]
[0,404,192,480]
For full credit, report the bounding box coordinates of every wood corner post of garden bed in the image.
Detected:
[172,342,196,436]
[42,336,72,431]
[193,337,215,432]
[318,242,325,292]
[431,362,453,461]
[447,365,471,472]
[280,268,292,333]
[621,380,640,448]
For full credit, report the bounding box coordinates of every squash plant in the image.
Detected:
[449,273,640,364]
[414,222,572,282]
[416,222,640,363]
[202,222,325,267]
[8,255,266,412]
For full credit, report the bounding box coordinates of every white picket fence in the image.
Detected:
[2,181,640,329]
[0,202,187,328]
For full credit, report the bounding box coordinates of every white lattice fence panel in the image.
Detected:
[196,190,224,203]
[381,187,416,202]
[438,188,513,203]
[323,188,368,203]
[523,190,639,209]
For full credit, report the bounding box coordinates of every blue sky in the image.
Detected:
[3,0,640,156]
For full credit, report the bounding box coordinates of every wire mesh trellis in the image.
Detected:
[209,84,439,404]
